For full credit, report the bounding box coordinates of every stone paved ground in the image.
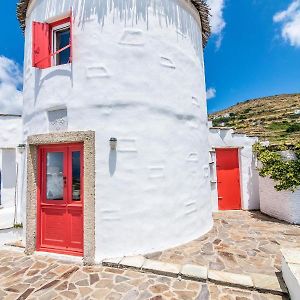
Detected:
[146,211,300,276]
[0,249,288,300]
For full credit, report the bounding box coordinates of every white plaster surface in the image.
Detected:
[282,250,300,300]
[259,176,300,224]
[0,115,22,229]
[0,228,23,246]
[0,116,22,148]
[208,128,260,211]
[22,0,213,260]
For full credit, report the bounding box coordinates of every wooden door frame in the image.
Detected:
[25,131,95,265]
[215,147,243,210]
[36,143,84,256]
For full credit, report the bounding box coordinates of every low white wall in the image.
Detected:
[259,176,300,224]
[0,228,23,246]
[0,115,23,229]
[281,248,300,300]
[208,128,260,211]
[0,116,22,148]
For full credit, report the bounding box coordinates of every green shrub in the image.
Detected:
[212,116,230,126]
[268,122,289,131]
[286,123,300,133]
[13,223,23,229]
[253,143,300,191]
[243,108,252,114]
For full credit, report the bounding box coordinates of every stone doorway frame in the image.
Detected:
[25,131,95,264]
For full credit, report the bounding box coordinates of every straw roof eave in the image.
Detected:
[17,0,211,47]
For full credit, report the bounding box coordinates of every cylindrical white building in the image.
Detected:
[18,0,212,263]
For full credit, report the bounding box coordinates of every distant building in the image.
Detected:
[208,127,260,211]
[222,113,230,118]
[0,114,22,230]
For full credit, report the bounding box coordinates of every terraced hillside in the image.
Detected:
[209,93,300,144]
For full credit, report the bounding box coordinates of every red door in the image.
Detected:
[37,143,83,256]
[216,148,241,210]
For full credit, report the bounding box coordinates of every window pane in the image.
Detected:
[47,152,64,200]
[56,28,70,65]
[72,151,81,201]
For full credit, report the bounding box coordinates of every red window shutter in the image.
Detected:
[32,22,51,69]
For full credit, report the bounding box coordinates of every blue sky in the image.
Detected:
[0,1,299,114]
[205,0,300,113]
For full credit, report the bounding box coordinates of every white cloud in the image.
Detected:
[206,87,216,99]
[206,0,226,48]
[273,0,300,47]
[0,56,23,115]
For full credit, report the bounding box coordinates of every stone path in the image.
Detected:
[146,211,300,276]
[0,249,288,299]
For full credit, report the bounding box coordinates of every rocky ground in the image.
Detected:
[0,211,298,299]
[146,211,300,276]
[0,249,288,299]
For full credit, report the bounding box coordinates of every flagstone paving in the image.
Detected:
[0,249,288,299]
[145,211,300,276]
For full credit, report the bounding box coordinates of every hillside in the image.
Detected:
[209,93,300,144]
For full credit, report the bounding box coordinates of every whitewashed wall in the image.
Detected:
[23,0,213,260]
[260,176,300,224]
[208,128,260,211]
[0,115,22,229]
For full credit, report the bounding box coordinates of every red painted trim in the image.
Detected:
[36,146,42,251]
[49,17,71,30]
[50,16,71,66]
[38,246,82,256]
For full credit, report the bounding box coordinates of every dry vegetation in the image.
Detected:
[209,93,300,144]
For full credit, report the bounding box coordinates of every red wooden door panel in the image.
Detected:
[41,207,67,248]
[37,143,83,256]
[68,208,83,251]
[216,148,241,210]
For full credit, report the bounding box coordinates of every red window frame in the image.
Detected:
[32,10,73,69]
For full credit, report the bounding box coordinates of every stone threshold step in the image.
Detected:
[102,255,288,296]
[281,248,300,300]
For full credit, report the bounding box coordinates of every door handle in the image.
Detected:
[63,176,67,185]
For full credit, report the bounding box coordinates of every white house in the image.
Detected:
[208,125,260,211]
[15,0,213,264]
[0,114,23,230]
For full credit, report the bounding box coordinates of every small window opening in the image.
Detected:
[52,23,71,66]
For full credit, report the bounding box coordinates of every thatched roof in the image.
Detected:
[17,0,211,46]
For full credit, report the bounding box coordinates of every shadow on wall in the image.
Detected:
[109,150,117,176]
[34,67,73,105]
[41,0,203,53]
[2,150,16,189]
[32,0,203,105]
[246,153,260,210]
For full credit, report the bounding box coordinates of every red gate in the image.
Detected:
[37,143,83,256]
[216,148,241,210]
